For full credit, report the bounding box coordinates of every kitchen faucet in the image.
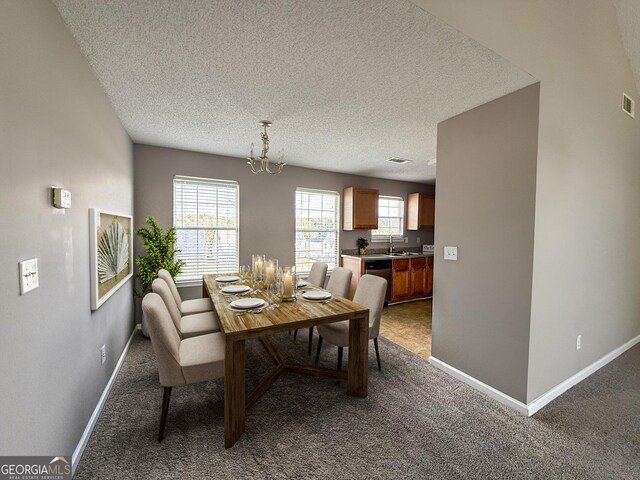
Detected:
[389,235,395,254]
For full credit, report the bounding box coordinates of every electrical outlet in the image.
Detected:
[404,237,408,243]
[576,335,582,351]
[101,345,106,365]
[417,237,421,244]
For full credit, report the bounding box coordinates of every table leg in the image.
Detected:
[224,337,245,448]
[347,314,368,398]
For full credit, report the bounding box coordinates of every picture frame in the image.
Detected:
[89,208,133,310]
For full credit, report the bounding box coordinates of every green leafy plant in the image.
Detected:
[134,217,184,297]
[356,237,369,249]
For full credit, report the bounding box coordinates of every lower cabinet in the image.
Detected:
[391,256,433,303]
[392,259,411,300]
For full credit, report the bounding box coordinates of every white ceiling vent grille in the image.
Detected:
[623,93,635,118]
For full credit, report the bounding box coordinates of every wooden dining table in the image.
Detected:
[203,273,370,448]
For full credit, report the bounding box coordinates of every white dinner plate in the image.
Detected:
[297,280,308,288]
[221,285,251,294]
[302,291,332,301]
[216,275,240,283]
[229,298,265,310]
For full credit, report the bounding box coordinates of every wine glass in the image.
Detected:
[251,272,264,292]
[267,282,281,305]
[239,265,250,281]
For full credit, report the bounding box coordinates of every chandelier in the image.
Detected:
[247,120,286,175]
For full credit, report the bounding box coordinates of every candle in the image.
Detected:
[256,258,263,274]
[266,266,275,284]
[283,273,293,297]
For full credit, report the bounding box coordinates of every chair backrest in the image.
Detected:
[152,278,183,336]
[352,274,387,339]
[325,267,352,298]
[158,269,182,308]
[307,262,328,288]
[141,293,185,386]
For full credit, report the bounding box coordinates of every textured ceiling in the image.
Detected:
[615,0,640,98]
[52,0,535,183]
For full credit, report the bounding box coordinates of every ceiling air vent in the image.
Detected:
[623,93,635,118]
[386,158,412,165]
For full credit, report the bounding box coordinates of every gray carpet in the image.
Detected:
[74,331,640,479]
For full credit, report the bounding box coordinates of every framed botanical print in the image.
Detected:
[90,208,133,310]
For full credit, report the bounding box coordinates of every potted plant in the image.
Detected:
[357,237,369,255]
[135,217,185,336]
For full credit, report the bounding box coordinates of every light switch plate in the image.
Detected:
[19,258,39,294]
[444,246,458,261]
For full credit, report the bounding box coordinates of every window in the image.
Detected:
[173,176,239,285]
[371,195,404,241]
[295,188,339,275]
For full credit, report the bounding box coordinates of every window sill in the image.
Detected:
[176,279,203,289]
[371,236,404,243]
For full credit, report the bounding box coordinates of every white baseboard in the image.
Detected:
[525,333,640,415]
[428,356,530,415]
[71,328,137,474]
[429,332,640,417]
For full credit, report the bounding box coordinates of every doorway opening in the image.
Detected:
[380,299,432,360]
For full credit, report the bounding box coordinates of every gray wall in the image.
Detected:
[416,0,640,403]
[0,1,134,455]
[432,84,540,402]
[134,144,434,300]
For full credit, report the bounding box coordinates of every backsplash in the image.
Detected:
[341,246,423,255]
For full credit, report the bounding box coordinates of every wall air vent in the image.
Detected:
[623,93,635,118]
[386,158,412,165]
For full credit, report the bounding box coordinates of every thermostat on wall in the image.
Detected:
[52,187,71,209]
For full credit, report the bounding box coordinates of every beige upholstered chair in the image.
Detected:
[306,261,328,288]
[315,274,387,376]
[294,266,353,355]
[293,261,328,353]
[157,268,213,315]
[152,278,220,339]
[142,293,225,441]
[325,266,352,298]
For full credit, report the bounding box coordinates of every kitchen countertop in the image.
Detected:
[341,252,434,261]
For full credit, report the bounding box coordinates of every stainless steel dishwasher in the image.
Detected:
[364,259,393,302]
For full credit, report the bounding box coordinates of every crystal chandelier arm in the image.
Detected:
[247,157,264,174]
[265,150,285,175]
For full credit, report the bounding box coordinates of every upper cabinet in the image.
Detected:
[407,193,435,230]
[343,187,379,230]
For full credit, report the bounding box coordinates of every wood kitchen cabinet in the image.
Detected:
[407,193,435,230]
[391,259,411,300]
[409,257,427,297]
[390,256,432,303]
[343,187,378,230]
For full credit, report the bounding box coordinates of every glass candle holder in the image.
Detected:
[279,265,297,302]
[265,259,278,286]
[252,254,265,281]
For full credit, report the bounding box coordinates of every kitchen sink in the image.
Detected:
[388,252,420,256]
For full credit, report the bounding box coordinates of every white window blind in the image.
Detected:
[371,195,404,241]
[295,188,339,275]
[173,176,239,285]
